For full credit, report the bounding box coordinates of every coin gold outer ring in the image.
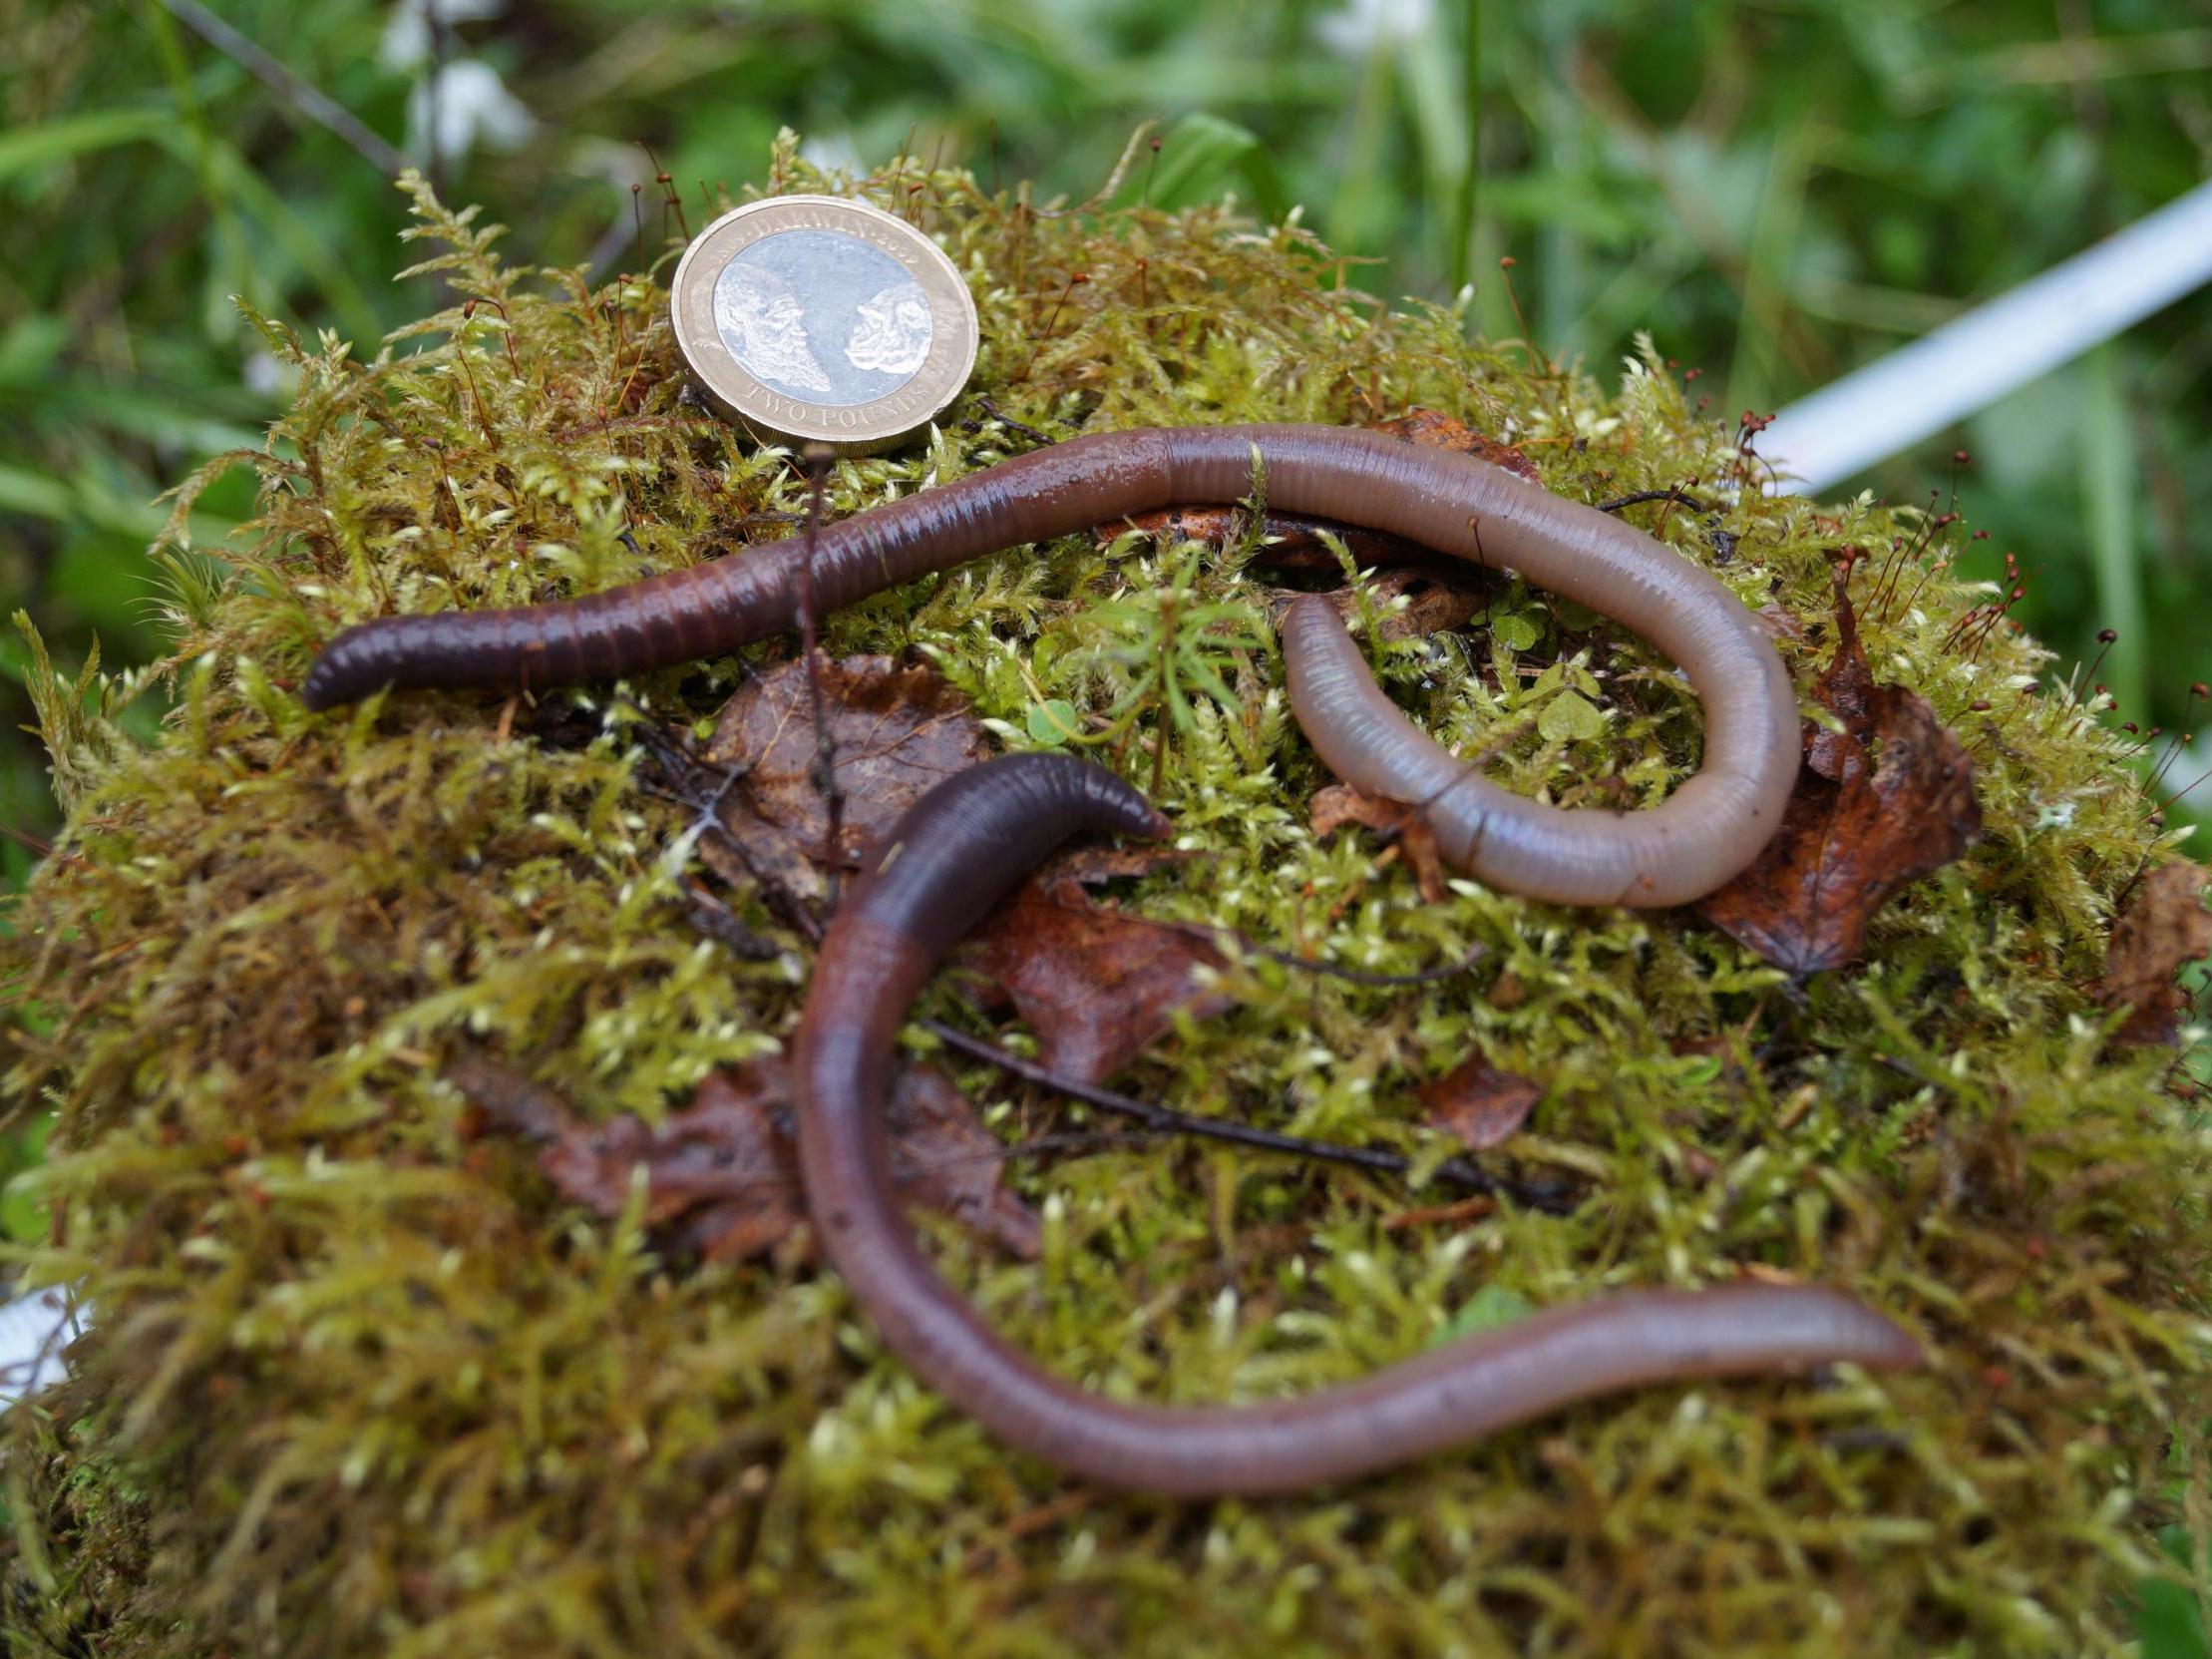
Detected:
[670,195,980,457]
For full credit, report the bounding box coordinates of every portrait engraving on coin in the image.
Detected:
[672,194,977,454]
[712,229,935,408]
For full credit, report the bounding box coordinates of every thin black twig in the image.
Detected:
[989,1129,1169,1165]
[795,445,846,905]
[922,1018,1578,1214]
[1595,488,1714,516]
[452,1053,1157,1180]
[153,0,407,175]
[968,397,1056,448]
[681,878,785,962]
[640,730,1569,1214]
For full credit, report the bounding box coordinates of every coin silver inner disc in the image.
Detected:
[672,196,978,455]
[714,230,934,406]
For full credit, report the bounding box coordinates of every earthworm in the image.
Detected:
[794,752,1919,1497]
[304,423,1795,904]
[1280,589,1795,906]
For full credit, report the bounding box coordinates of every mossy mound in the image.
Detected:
[4,138,2207,1658]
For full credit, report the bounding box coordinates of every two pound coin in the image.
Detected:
[670,194,979,456]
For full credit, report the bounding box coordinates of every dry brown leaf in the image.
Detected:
[1754,602,1806,645]
[964,861,1233,1086]
[1802,590,1879,780]
[1047,839,1202,890]
[1375,407,1544,483]
[1309,781,1451,903]
[1700,584,1983,973]
[1418,1056,1543,1150]
[887,1063,1044,1259]
[455,1054,1040,1261]
[700,654,990,902]
[2097,860,2212,1046]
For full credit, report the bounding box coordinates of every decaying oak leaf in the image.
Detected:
[2097,859,2212,1046]
[1309,781,1451,903]
[700,653,990,902]
[1754,602,1806,645]
[1375,407,1544,484]
[885,1063,1047,1259]
[1418,1055,1543,1150]
[1046,838,1203,890]
[964,855,1232,1086]
[1700,586,1982,973]
[454,1053,1040,1261]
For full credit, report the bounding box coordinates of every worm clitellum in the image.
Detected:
[301,424,1796,906]
[795,753,1919,1497]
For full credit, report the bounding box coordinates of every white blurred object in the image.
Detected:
[242,349,297,400]
[1317,0,1435,54]
[380,0,508,69]
[0,1285,80,1406]
[407,60,538,162]
[1759,179,2212,492]
[799,133,867,177]
[383,0,534,164]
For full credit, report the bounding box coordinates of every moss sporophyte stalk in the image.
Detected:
[2,136,2206,1657]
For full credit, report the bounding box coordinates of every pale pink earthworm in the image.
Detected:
[1279,577,1798,906]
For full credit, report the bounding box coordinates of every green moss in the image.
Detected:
[3,136,2207,1657]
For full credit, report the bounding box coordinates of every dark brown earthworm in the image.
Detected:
[305,423,1796,902]
[795,752,1919,1497]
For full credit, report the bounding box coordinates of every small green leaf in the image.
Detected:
[1538,690,1607,743]
[2133,1526,2210,1659]
[1026,699,1081,746]
[1673,1054,1724,1087]
[1112,113,1288,219]
[1491,611,1542,652]
[1433,1284,1534,1346]
[1,1168,48,1246]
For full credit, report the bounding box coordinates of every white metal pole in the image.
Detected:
[1758,179,2212,494]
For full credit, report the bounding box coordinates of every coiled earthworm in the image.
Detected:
[796,752,1919,1497]
[1280,588,1796,906]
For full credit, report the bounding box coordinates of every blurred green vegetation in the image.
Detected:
[2,0,2207,850]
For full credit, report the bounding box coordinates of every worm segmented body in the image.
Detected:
[312,426,1906,1491]
[796,754,1917,1497]
[1279,589,1796,906]
[301,424,1795,905]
